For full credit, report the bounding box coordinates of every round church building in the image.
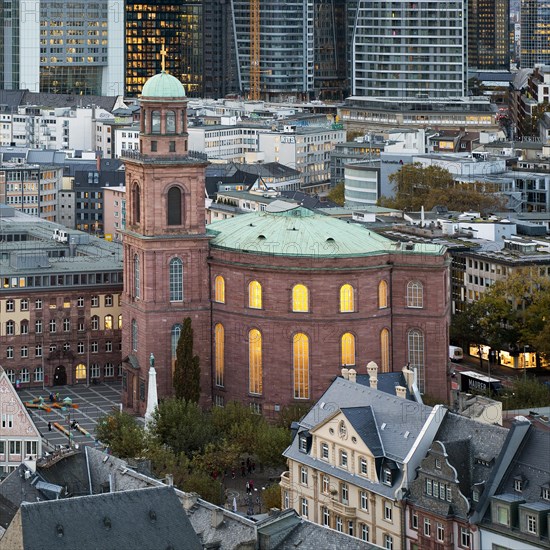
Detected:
[207,201,450,416]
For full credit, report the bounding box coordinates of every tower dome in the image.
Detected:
[141,72,186,99]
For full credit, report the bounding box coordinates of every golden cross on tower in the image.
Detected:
[160,44,167,73]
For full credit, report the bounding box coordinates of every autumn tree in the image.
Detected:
[327,182,345,206]
[380,163,504,213]
[173,317,201,402]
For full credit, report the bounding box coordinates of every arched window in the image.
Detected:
[248,281,262,309]
[378,280,388,309]
[340,284,354,312]
[131,319,138,352]
[166,110,176,134]
[380,328,390,373]
[215,323,225,387]
[91,316,100,331]
[118,314,123,329]
[292,284,309,312]
[151,110,161,133]
[167,186,182,226]
[408,329,425,392]
[75,363,87,380]
[134,254,140,299]
[293,333,310,399]
[249,329,262,395]
[341,332,356,366]
[169,257,184,301]
[407,281,423,308]
[132,183,141,223]
[104,315,113,330]
[214,275,225,303]
[171,323,181,364]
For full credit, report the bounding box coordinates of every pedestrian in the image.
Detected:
[241,461,246,477]
[48,422,52,432]
[249,479,254,491]
[252,461,256,472]
[231,469,236,479]
[246,457,252,474]
[246,481,251,495]
[49,392,54,403]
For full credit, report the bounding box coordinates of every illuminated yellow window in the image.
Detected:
[214,275,225,303]
[293,333,309,399]
[75,363,87,380]
[104,315,113,330]
[249,329,263,394]
[380,329,390,373]
[292,284,309,312]
[378,280,388,309]
[215,323,224,387]
[341,332,356,366]
[248,280,262,309]
[118,314,123,329]
[340,284,354,312]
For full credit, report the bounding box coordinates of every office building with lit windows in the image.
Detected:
[520,0,550,68]
[119,69,451,418]
[468,0,510,70]
[1,0,123,95]
[350,0,467,98]
[125,0,203,97]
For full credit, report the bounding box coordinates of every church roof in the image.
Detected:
[141,72,186,99]
[207,205,446,257]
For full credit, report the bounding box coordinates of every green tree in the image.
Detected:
[255,425,292,469]
[276,403,311,429]
[380,163,504,213]
[191,440,240,477]
[150,398,214,457]
[501,377,550,409]
[327,182,345,206]
[173,317,201,402]
[183,472,224,505]
[145,442,190,488]
[95,410,146,458]
[211,401,262,452]
[262,484,282,511]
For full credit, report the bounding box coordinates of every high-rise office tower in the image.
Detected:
[1,0,123,95]
[232,0,315,100]
[0,0,40,90]
[468,0,510,70]
[125,0,203,97]
[350,0,467,98]
[40,0,124,95]
[521,0,550,68]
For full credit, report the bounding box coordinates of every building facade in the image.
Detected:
[0,208,123,389]
[349,0,467,98]
[520,0,550,68]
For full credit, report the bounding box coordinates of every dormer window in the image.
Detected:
[383,467,392,486]
[299,436,307,453]
[514,476,524,492]
[541,484,550,501]
[435,458,441,470]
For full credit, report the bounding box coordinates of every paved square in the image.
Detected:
[18,382,123,450]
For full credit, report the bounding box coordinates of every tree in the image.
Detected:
[262,484,282,511]
[501,377,550,409]
[150,398,214,457]
[379,163,504,213]
[327,182,345,206]
[255,425,292,469]
[95,410,146,458]
[173,317,201,402]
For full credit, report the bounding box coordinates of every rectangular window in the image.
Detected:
[322,507,330,526]
[437,523,444,542]
[361,524,369,542]
[426,479,432,496]
[412,512,418,530]
[91,296,99,307]
[360,491,368,511]
[460,528,470,548]
[424,518,431,537]
[300,466,308,485]
[340,450,348,468]
[341,483,349,505]
[384,534,393,550]
[9,441,21,456]
[321,442,329,460]
[25,441,37,456]
[322,475,330,494]
[384,502,392,521]
[526,514,537,535]
[360,457,368,476]
[301,498,308,518]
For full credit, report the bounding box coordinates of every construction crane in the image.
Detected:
[249,0,260,100]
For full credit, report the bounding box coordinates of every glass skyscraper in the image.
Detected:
[521,0,550,68]
[351,0,467,98]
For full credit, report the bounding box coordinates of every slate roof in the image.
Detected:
[355,372,413,400]
[341,407,384,457]
[496,426,550,502]
[16,486,201,550]
[6,91,121,112]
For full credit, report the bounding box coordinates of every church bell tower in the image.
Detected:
[121,58,211,415]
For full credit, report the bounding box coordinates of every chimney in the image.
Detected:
[211,508,225,529]
[341,367,349,380]
[165,473,173,487]
[370,376,378,390]
[366,361,378,378]
[402,366,417,390]
[395,386,407,399]
[181,493,199,511]
[348,368,357,383]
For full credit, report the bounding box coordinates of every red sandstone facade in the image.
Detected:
[121,76,451,417]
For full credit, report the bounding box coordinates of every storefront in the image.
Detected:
[468,344,541,370]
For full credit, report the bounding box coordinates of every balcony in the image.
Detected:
[280,471,290,490]
[330,500,357,517]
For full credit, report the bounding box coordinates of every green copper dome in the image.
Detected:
[141,72,186,98]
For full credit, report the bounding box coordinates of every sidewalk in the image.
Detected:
[220,465,283,516]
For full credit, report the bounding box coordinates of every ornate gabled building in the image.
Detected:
[280,367,446,548]
[120,68,451,417]
[405,413,509,550]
